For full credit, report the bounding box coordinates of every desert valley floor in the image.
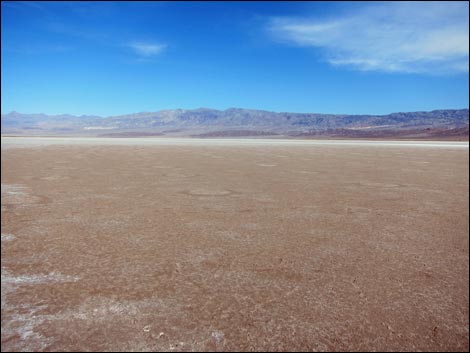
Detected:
[1,138,469,351]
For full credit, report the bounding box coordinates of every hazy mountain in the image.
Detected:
[1,108,468,139]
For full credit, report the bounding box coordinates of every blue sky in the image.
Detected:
[1,1,469,116]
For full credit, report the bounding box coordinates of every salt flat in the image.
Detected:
[1,141,469,351]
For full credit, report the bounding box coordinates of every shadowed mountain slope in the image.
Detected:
[2,108,468,139]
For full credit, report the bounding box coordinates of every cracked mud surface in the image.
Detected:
[1,143,469,351]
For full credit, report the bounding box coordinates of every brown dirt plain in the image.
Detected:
[1,142,469,351]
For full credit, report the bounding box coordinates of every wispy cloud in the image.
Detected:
[267,1,469,74]
[128,42,166,58]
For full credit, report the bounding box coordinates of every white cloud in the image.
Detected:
[267,1,469,74]
[128,42,166,57]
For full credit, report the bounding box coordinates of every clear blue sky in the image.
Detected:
[1,1,469,116]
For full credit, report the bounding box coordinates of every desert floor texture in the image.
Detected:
[1,138,469,351]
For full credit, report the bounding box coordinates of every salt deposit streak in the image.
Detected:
[1,233,16,241]
[1,271,80,285]
[1,136,468,149]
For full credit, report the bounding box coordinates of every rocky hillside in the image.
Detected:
[1,108,468,138]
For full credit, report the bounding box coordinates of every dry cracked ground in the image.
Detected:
[1,142,469,351]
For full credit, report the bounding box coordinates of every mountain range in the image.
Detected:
[1,108,468,139]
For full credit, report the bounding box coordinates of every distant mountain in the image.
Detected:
[1,108,468,139]
[1,111,101,132]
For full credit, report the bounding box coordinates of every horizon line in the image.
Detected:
[2,107,469,119]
